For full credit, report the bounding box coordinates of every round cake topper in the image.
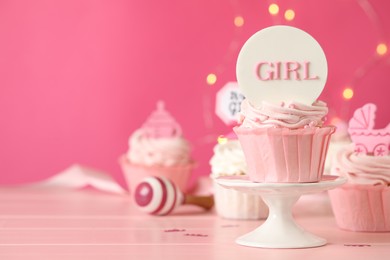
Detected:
[236,25,328,107]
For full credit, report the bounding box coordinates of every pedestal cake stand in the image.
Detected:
[215,175,346,249]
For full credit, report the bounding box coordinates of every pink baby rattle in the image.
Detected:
[134,176,214,216]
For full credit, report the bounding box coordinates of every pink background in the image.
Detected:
[1,0,389,187]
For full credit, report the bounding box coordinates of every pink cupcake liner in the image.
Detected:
[328,184,390,232]
[234,126,335,183]
[119,155,195,194]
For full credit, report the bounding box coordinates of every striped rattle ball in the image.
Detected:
[134,176,184,216]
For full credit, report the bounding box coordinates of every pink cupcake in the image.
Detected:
[328,103,390,232]
[234,100,335,183]
[120,101,195,193]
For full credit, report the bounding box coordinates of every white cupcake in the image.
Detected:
[210,133,268,220]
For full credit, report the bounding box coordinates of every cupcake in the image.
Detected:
[119,101,195,193]
[328,103,390,232]
[210,133,268,219]
[324,119,351,174]
[234,100,335,183]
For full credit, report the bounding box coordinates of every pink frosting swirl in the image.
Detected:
[332,145,390,186]
[239,99,328,129]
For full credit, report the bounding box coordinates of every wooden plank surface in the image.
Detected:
[0,186,389,259]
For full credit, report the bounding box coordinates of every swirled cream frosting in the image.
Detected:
[332,145,390,186]
[239,99,328,129]
[210,139,247,178]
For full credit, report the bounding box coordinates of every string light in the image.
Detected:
[268,4,279,15]
[206,0,389,128]
[335,0,389,121]
[206,73,217,85]
[342,87,354,100]
[284,9,295,21]
[376,43,388,55]
[234,16,244,27]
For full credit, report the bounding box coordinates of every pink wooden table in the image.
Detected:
[0,185,389,260]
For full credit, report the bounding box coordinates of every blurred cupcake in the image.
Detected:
[210,133,268,220]
[234,99,335,183]
[120,101,195,193]
[328,103,390,232]
[324,119,351,174]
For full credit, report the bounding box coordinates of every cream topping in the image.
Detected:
[239,99,328,129]
[332,145,390,186]
[210,140,247,178]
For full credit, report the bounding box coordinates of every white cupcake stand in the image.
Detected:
[216,175,346,249]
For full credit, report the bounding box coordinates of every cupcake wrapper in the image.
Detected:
[234,126,335,183]
[328,184,390,232]
[119,155,195,193]
[212,179,268,220]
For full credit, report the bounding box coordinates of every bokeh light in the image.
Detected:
[330,116,341,125]
[234,16,244,27]
[206,73,217,85]
[342,87,354,100]
[217,135,228,144]
[268,4,279,15]
[376,43,388,55]
[284,9,295,21]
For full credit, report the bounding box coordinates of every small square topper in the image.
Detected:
[348,103,390,156]
[236,25,328,107]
